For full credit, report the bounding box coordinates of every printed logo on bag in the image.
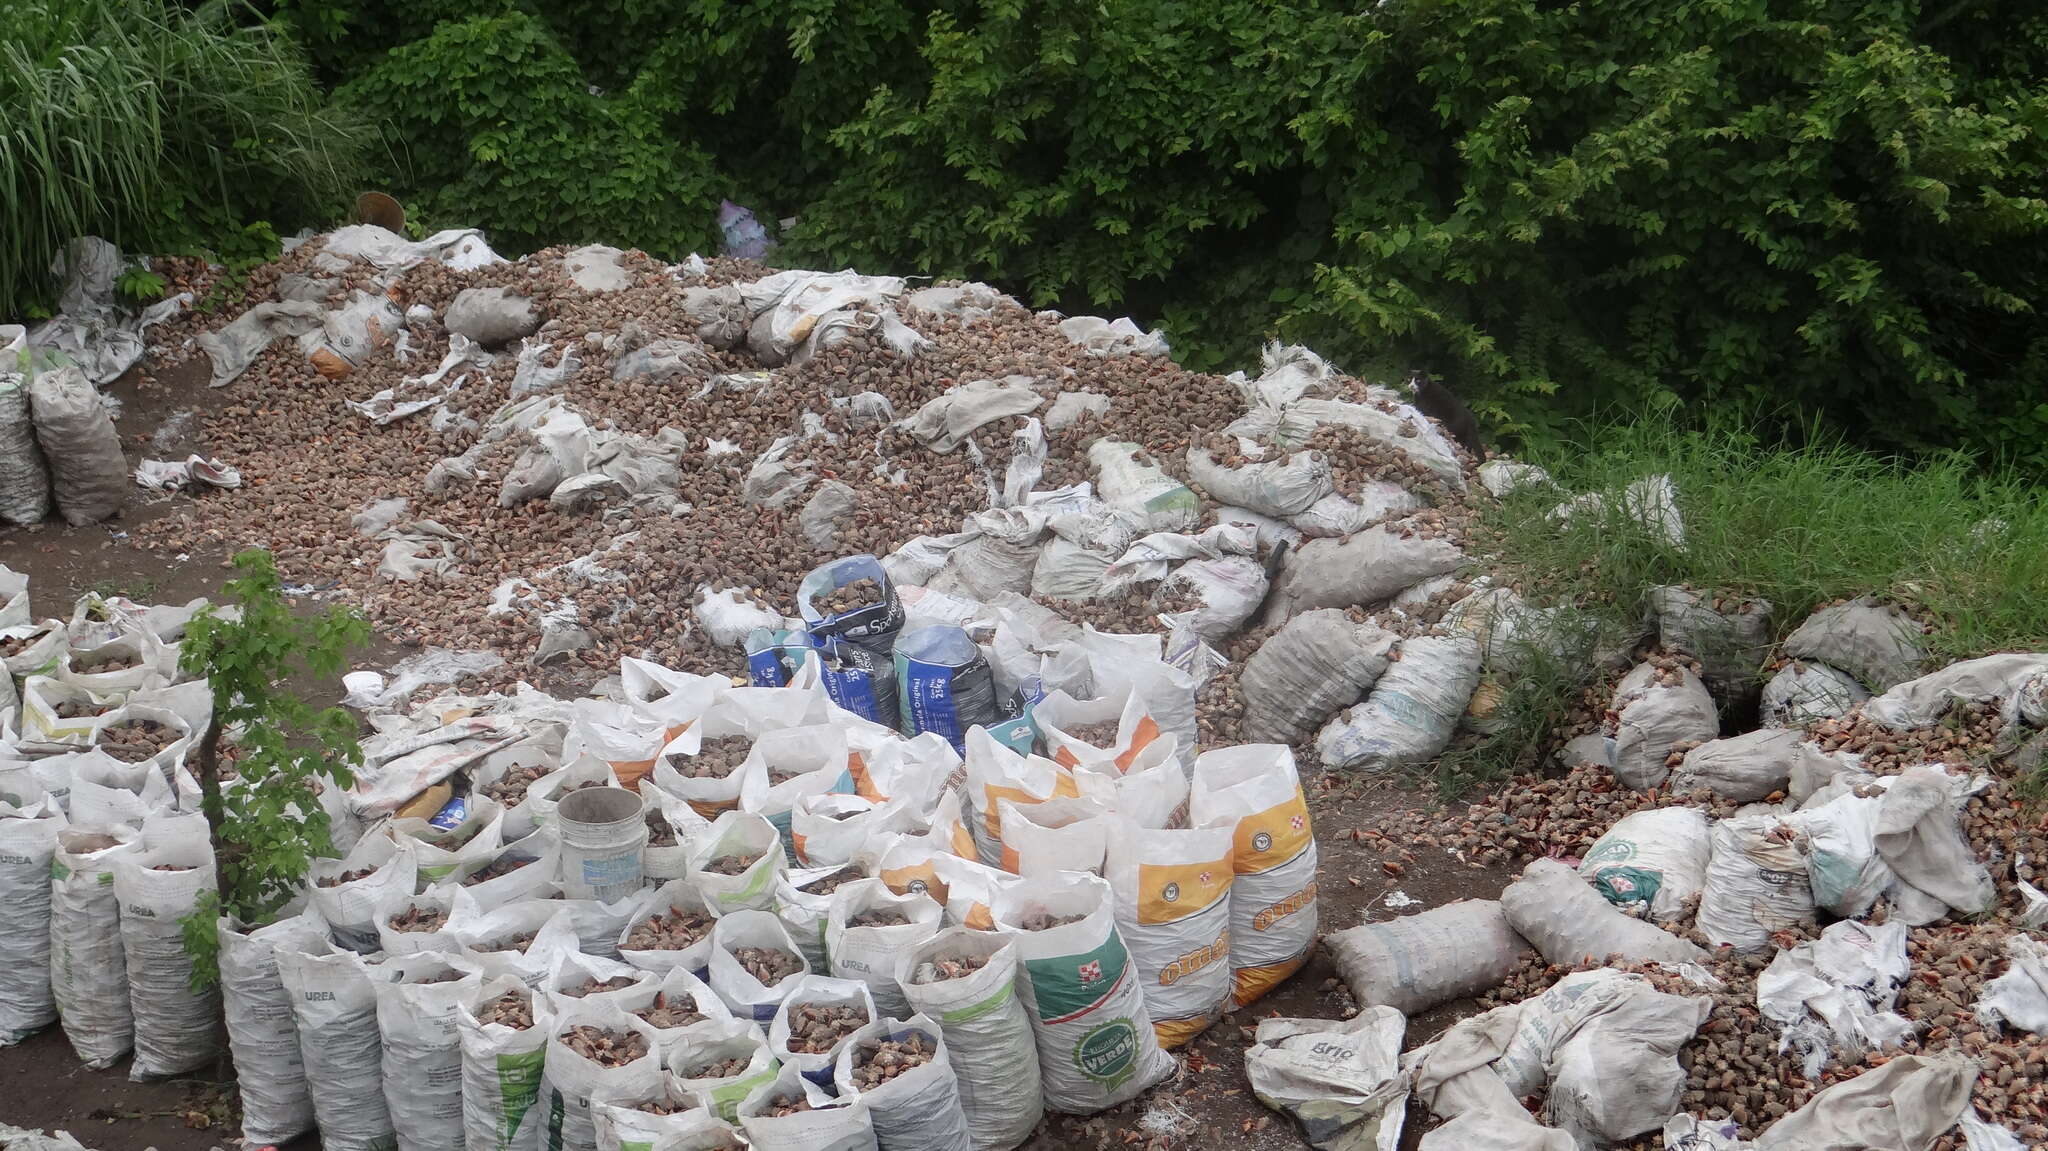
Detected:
[1072,1019,1141,1089]
[1157,927,1230,987]
[1589,867,1661,906]
[1583,838,1637,865]
[1139,857,1232,926]
[1234,789,1312,872]
[497,1049,545,1140]
[1250,881,1318,932]
[1024,936,1129,1023]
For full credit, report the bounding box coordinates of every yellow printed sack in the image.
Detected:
[1190,744,1317,1007]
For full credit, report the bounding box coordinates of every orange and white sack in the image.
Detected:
[962,727,1078,868]
[790,792,917,868]
[562,698,669,790]
[875,819,1014,932]
[1071,736,1188,830]
[1033,688,1162,772]
[997,795,1111,877]
[1190,745,1319,1006]
[1102,819,1235,1048]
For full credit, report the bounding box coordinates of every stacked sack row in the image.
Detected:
[1319,648,2048,1149]
[0,556,1322,1151]
[0,326,131,528]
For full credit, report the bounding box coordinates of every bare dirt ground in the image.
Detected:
[0,356,1509,1150]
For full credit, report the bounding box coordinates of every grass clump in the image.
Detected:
[1430,417,2048,794]
[0,0,367,316]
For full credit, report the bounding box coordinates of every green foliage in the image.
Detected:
[0,0,368,316]
[335,12,726,259]
[1293,0,2048,463]
[114,264,166,305]
[1433,414,2048,791]
[175,549,369,987]
[232,0,2048,465]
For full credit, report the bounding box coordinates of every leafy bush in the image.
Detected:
[336,11,727,258]
[176,549,368,986]
[0,0,366,316]
[266,1,2048,465]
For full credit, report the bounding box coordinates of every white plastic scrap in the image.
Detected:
[1975,934,2048,1035]
[1055,315,1169,358]
[133,455,241,491]
[1757,920,1915,1078]
[342,648,507,712]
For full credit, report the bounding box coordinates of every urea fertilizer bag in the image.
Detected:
[544,950,655,1015]
[543,1002,667,1151]
[113,827,221,1079]
[459,975,552,1151]
[831,1013,972,1151]
[895,928,1043,1149]
[994,872,1173,1113]
[767,974,876,1088]
[50,822,139,1068]
[1189,745,1319,1006]
[616,878,722,977]
[962,726,1079,868]
[277,939,398,1151]
[778,863,859,972]
[378,953,487,1151]
[607,964,733,1062]
[669,1015,779,1122]
[1575,806,1711,924]
[218,911,327,1146]
[1102,818,1235,1047]
[452,891,582,986]
[997,795,1111,877]
[0,797,63,1046]
[823,879,941,1019]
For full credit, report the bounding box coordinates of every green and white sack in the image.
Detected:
[542,1002,667,1151]
[831,1013,971,1151]
[670,1016,778,1123]
[895,928,1043,1149]
[1576,806,1711,924]
[459,975,552,1151]
[736,1061,876,1151]
[690,812,786,915]
[994,873,1173,1113]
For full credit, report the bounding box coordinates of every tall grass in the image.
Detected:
[1431,418,2048,793]
[0,0,367,316]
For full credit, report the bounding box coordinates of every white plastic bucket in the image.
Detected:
[556,787,648,902]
